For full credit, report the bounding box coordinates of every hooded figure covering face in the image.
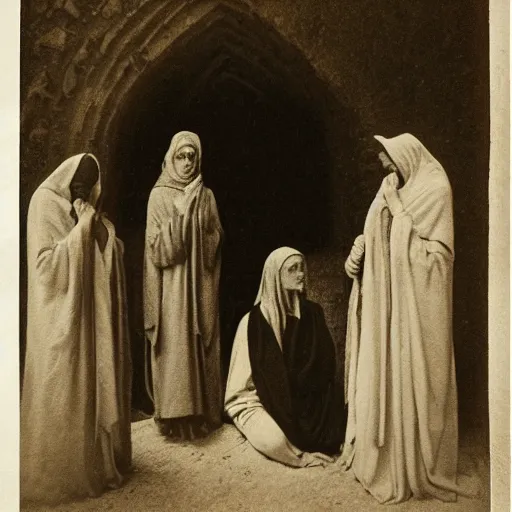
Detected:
[21,154,132,505]
[341,133,478,503]
[225,247,345,468]
[143,131,223,439]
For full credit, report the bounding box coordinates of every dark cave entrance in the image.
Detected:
[105,11,360,412]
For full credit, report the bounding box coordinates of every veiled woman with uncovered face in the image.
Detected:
[224,247,345,468]
[342,134,478,503]
[143,131,223,440]
[21,154,132,505]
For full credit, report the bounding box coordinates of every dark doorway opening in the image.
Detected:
[106,12,360,413]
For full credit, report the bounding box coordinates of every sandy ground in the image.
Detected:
[23,419,490,512]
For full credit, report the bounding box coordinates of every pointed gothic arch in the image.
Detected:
[59,1,363,409]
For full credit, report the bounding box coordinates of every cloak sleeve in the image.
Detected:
[392,184,454,264]
[145,188,185,268]
[393,211,453,263]
[30,190,95,292]
[224,314,253,414]
[201,188,223,271]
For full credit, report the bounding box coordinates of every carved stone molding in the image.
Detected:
[21,0,363,200]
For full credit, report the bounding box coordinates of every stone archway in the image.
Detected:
[20,0,370,409]
[100,1,365,410]
[21,0,370,217]
[58,1,356,169]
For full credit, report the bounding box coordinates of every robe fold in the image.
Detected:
[248,301,344,454]
[342,134,465,503]
[21,154,132,505]
[143,132,223,427]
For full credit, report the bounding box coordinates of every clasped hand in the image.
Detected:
[73,199,108,251]
[381,173,404,216]
[73,198,96,219]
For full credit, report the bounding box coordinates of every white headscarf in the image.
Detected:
[38,153,101,206]
[374,133,454,254]
[374,133,442,185]
[155,131,203,190]
[254,247,306,347]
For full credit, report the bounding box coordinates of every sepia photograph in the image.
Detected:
[3,0,508,510]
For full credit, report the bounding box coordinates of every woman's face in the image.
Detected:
[378,151,404,187]
[70,155,99,203]
[280,255,305,292]
[173,145,197,180]
[378,151,396,171]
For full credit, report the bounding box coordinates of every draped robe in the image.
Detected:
[21,154,132,505]
[144,171,223,425]
[342,134,462,503]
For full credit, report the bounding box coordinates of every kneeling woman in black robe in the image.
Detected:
[224,247,345,467]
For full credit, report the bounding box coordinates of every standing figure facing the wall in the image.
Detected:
[144,131,223,440]
[342,133,470,503]
[21,154,132,505]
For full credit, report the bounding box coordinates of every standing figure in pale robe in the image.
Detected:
[21,154,132,505]
[144,131,223,439]
[225,247,345,467]
[341,133,470,503]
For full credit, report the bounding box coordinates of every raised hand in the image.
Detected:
[73,198,96,220]
[382,173,404,216]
